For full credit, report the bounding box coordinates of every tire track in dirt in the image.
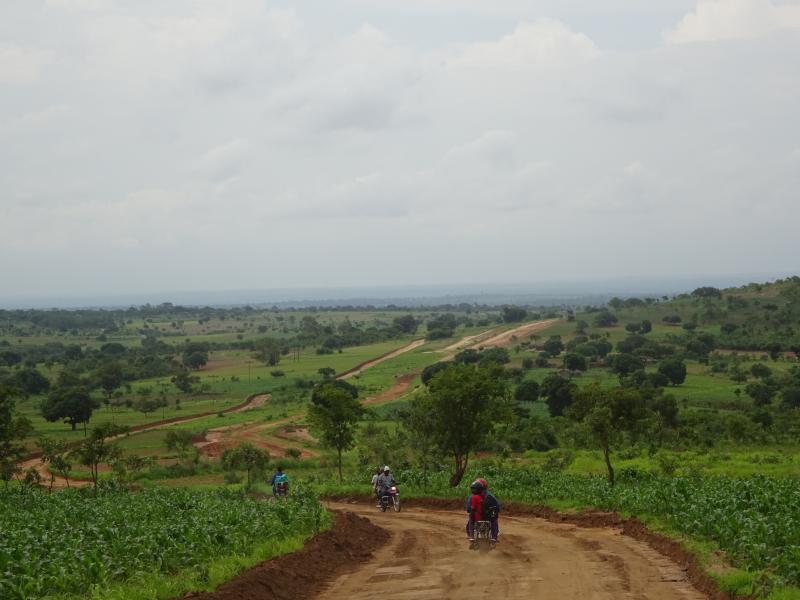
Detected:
[318,503,708,600]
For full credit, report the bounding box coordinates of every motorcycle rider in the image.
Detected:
[375,465,396,504]
[477,478,501,542]
[465,480,485,542]
[371,467,382,505]
[270,466,289,497]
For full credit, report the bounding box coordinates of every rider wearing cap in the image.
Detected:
[375,465,396,499]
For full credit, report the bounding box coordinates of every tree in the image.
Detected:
[10,367,50,397]
[70,423,127,493]
[110,454,151,487]
[221,442,269,489]
[254,338,282,366]
[479,347,510,366]
[392,314,418,334]
[97,362,124,402]
[568,385,651,486]
[750,363,772,380]
[318,367,336,380]
[181,342,209,370]
[308,382,364,482]
[540,373,576,416]
[515,380,540,403]
[781,386,800,409]
[405,363,510,486]
[594,339,613,358]
[610,354,644,378]
[41,384,98,433]
[426,314,457,340]
[135,398,161,417]
[171,370,199,394]
[183,351,208,370]
[594,311,618,327]
[658,358,687,386]
[421,361,449,385]
[0,387,33,488]
[563,353,588,373]
[745,382,775,407]
[765,343,783,361]
[311,379,358,404]
[165,429,196,461]
[502,306,527,323]
[542,336,564,356]
[38,437,72,491]
[454,349,481,364]
[640,320,653,334]
[691,286,722,299]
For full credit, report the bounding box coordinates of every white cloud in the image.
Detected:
[1,2,800,295]
[45,0,108,10]
[452,19,600,69]
[0,45,51,85]
[664,0,800,43]
[193,139,250,181]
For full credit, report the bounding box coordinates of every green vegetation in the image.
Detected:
[0,486,328,600]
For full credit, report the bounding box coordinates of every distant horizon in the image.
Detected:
[1,271,794,310]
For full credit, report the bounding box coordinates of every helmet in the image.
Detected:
[469,480,485,493]
[476,478,488,489]
[383,465,391,472]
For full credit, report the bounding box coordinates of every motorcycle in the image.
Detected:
[274,482,288,497]
[378,485,401,512]
[469,520,496,552]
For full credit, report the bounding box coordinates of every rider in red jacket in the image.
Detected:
[465,480,485,541]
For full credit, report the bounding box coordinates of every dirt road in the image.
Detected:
[320,503,705,600]
[20,393,271,488]
[338,339,426,380]
[442,319,559,359]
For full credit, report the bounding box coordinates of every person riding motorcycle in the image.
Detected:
[371,466,382,500]
[375,466,396,504]
[465,480,485,542]
[465,478,501,542]
[270,467,289,497]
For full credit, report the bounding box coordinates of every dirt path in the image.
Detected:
[21,393,271,488]
[195,419,318,460]
[338,339,426,380]
[363,372,420,406]
[319,503,706,600]
[441,319,559,359]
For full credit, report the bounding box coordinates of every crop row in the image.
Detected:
[0,486,328,599]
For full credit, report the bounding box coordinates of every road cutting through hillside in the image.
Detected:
[318,502,706,600]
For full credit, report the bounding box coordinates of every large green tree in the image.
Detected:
[567,385,652,486]
[405,363,510,486]
[307,382,364,482]
[41,384,98,433]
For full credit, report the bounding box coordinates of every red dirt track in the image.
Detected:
[178,498,732,600]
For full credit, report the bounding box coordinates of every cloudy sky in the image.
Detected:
[1,0,799,299]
